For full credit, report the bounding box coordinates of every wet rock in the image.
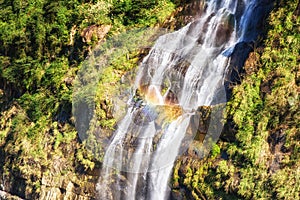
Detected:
[225,41,253,86]
[196,13,215,45]
[214,13,235,47]
[164,90,179,105]
[235,0,246,26]
[172,59,191,78]
[188,106,211,141]
[162,0,207,30]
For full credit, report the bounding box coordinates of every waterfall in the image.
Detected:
[94,0,272,199]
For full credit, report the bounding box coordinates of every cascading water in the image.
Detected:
[93,0,272,199]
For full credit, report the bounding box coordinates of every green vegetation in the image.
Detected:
[0,0,179,198]
[0,0,299,199]
[172,1,300,199]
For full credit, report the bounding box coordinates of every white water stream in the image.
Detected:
[96,0,271,199]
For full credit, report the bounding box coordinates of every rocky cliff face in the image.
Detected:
[2,0,297,199]
[0,1,203,199]
[162,0,207,30]
[0,104,98,200]
[170,1,300,199]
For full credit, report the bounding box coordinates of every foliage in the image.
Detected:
[2,0,298,198]
[173,0,300,199]
[0,0,178,198]
[109,0,175,27]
